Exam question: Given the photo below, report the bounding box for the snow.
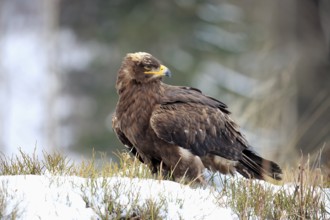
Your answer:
[0,174,236,220]
[0,173,329,220]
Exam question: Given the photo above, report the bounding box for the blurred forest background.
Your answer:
[0,0,329,171]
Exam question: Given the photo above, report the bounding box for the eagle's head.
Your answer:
[117,52,171,89]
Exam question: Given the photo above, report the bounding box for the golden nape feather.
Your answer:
[113,52,282,183]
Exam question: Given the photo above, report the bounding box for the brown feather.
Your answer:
[113,52,283,183]
[112,115,144,163]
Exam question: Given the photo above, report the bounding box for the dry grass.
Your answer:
[0,149,329,219]
[213,153,329,220]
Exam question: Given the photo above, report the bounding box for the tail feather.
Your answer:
[236,149,282,181]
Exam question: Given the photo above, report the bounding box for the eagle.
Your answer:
[112,52,282,183]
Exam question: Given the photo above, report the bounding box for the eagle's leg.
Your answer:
[148,159,175,180]
[149,158,161,174]
[161,146,206,184]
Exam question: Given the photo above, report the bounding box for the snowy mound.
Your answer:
[0,175,235,220]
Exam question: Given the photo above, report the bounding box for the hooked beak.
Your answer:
[144,65,172,77]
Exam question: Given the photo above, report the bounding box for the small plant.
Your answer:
[0,180,23,219]
[42,150,74,175]
[221,155,329,220]
[79,152,166,220]
[138,198,165,220]
[0,148,42,175]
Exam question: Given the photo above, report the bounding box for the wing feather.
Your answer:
[162,85,229,113]
[112,114,144,163]
[150,102,246,161]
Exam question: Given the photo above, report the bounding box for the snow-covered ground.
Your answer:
[0,173,329,220]
[0,174,236,220]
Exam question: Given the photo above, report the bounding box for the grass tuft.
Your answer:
[0,180,23,219]
[220,155,329,220]
[0,148,42,175]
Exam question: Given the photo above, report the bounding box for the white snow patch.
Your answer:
[0,173,329,219]
[0,175,237,220]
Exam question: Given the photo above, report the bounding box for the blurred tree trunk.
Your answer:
[0,0,60,155]
[0,0,6,151]
[239,0,329,167]
[295,0,330,167]
[44,0,61,150]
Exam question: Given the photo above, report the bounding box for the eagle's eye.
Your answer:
[143,64,152,71]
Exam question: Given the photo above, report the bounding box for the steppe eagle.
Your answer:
[112,52,282,183]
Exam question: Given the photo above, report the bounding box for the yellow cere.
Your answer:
[144,65,167,75]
